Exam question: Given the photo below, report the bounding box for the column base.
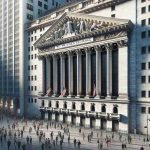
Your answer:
[95,95,101,99]
[52,94,57,97]
[85,95,90,99]
[106,94,111,99]
[75,95,81,98]
[67,95,74,98]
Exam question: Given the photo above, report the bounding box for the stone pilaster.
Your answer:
[118,45,128,98]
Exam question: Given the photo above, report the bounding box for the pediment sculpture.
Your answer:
[47,19,104,42]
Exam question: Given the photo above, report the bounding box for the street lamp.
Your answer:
[144,115,150,141]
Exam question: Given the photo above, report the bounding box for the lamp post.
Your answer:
[144,115,150,141]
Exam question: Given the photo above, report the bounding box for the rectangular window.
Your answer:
[149,91,150,97]
[34,65,37,70]
[141,76,146,83]
[148,30,150,37]
[141,31,146,39]
[141,0,146,2]
[141,19,146,26]
[26,3,33,11]
[35,86,37,91]
[148,46,150,53]
[111,5,115,11]
[149,62,150,69]
[34,99,37,103]
[141,107,146,113]
[149,18,150,25]
[52,0,55,5]
[141,91,146,97]
[27,14,33,20]
[28,98,30,103]
[149,76,150,83]
[44,4,48,10]
[148,107,150,114]
[141,62,146,70]
[38,1,42,7]
[111,14,115,18]
[141,7,146,14]
[38,9,42,15]
[141,46,146,54]
[149,5,150,12]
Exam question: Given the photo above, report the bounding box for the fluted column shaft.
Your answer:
[41,58,46,94]
[86,49,91,98]
[95,47,101,98]
[106,47,112,97]
[60,54,65,95]
[52,55,58,96]
[46,57,51,90]
[68,52,73,97]
[76,51,82,97]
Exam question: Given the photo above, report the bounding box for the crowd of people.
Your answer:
[0,114,148,150]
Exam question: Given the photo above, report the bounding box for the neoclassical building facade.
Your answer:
[34,13,132,132]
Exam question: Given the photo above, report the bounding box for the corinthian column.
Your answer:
[46,56,51,91]
[60,53,65,97]
[52,54,58,97]
[41,57,46,94]
[106,45,112,98]
[76,50,82,98]
[67,51,73,98]
[95,46,101,99]
[85,48,91,98]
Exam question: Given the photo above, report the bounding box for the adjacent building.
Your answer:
[0,0,71,115]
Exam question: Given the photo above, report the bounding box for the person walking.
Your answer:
[7,139,11,150]
[22,143,26,150]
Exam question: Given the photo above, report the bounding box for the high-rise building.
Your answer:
[0,0,70,116]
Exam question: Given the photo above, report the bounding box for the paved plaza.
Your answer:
[0,114,149,150]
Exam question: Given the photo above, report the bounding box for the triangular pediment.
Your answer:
[35,12,132,49]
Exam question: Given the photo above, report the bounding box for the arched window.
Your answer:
[64,102,67,109]
[56,101,59,108]
[48,101,51,107]
[91,104,95,111]
[81,103,85,110]
[41,100,44,107]
[101,105,106,113]
[72,102,76,110]
[113,106,118,114]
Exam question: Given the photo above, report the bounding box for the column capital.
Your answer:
[94,45,101,51]
[59,52,65,57]
[67,50,73,56]
[85,47,91,54]
[75,49,82,55]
